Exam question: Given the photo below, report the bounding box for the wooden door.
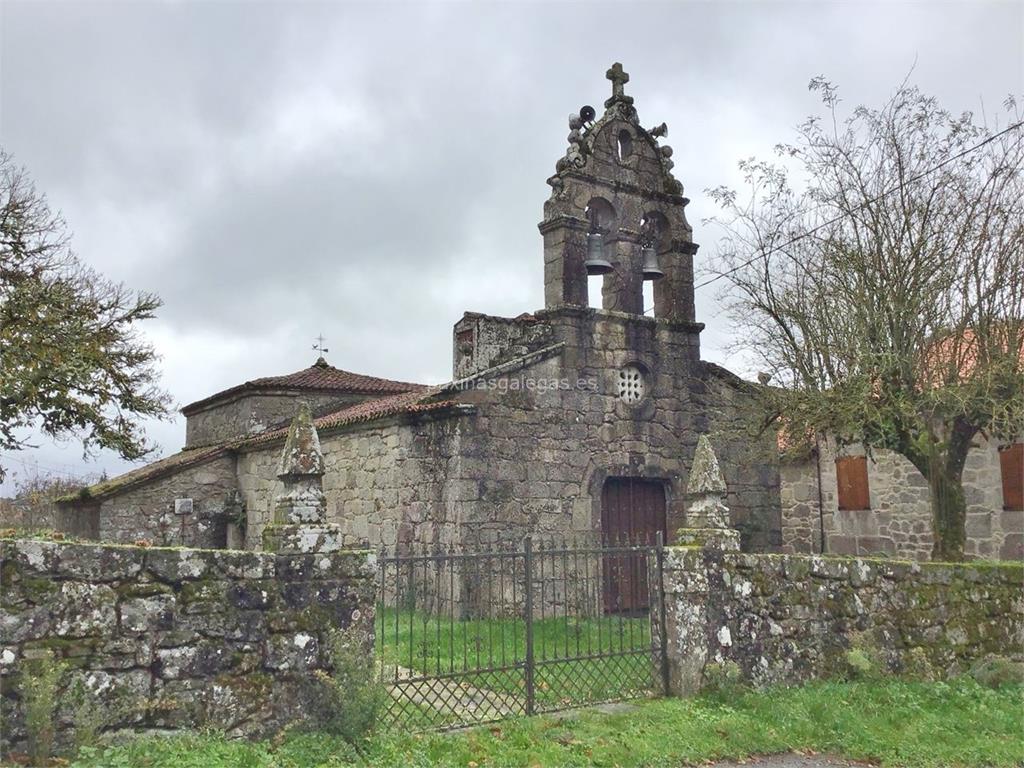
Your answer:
[601,478,666,615]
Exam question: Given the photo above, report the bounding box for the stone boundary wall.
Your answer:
[0,539,375,755]
[663,547,1024,695]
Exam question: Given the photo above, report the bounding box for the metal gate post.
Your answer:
[524,535,535,716]
[655,531,671,695]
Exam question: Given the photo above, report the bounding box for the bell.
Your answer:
[584,232,614,275]
[641,245,664,280]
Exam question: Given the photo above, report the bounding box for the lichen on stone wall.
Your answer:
[0,538,375,756]
[662,546,1023,696]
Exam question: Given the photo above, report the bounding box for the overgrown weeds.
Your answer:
[306,626,387,748]
[22,650,67,766]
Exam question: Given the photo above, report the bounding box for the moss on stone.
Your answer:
[21,576,61,602]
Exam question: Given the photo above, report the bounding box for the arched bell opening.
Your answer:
[585,197,616,309]
[640,212,670,316]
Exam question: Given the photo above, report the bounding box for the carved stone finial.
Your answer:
[675,435,739,551]
[277,402,324,480]
[687,435,727,497]
[263,403,344,553]
[273,404,326,526]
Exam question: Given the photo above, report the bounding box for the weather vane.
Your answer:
[312,334,329,355]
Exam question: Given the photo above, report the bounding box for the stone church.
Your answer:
[60,64,782,554]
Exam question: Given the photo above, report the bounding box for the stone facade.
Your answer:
[663,545,1024,695]
[184,391,374,449]
[780,436,1024,561]
[229,314,780,555]
[447,312,779,550]
[0,538,375,754]
[238,413,463,552]
[0,498,99,539]
[94,454,240,549]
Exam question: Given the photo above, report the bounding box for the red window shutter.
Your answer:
[836,455,870,511]
[999,444,1024,512]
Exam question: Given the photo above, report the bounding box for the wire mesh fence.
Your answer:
[377,533,668,729]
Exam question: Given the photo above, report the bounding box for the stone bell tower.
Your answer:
[540,63,698,323]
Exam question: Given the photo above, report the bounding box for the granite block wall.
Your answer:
[451,309,781,551]
[0,539,375,754]
[184,392,375,449]
[96,455,240,549]
[238,310,782,563]
[237,415,463,552]
[780,436,1024,561]
[662,546,1024,695]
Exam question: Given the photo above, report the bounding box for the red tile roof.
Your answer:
[237,387,464,450]
[69,343,571,502]
[67,391,466,502]
[181,357,426,415]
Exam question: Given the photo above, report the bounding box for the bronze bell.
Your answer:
[641,245,665,280]
[584,232,614,275]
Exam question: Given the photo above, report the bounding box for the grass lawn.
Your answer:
[66,678,1024,768]
[377,607,657,717]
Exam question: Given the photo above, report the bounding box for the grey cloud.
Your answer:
[1,0,1020,490]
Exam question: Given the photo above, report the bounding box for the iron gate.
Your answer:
[376,534,669,729]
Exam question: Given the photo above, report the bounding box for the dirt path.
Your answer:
[387,665,522,720]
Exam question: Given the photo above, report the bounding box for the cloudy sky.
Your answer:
[0,0,1021,492]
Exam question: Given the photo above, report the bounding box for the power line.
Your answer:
[0,453,98,479]
[695,119,1024,291]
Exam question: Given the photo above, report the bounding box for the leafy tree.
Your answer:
[707,81,1024,560]
[0,150,172,479]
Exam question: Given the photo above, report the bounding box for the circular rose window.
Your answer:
[617,365,645,403]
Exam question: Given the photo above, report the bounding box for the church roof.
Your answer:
[180,357,426,415]
[60,444,232,503]
[64,343,564,504]
[64,391,463,503]
[239,387,464,451]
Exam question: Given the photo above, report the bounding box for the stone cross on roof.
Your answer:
[606,62,628,97]
[605,62,634,108]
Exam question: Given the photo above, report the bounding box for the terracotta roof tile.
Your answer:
[237,387,464,450]
[72,343,571,502]
[181,357,425,415]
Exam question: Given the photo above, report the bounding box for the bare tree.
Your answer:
[0,150,172,479]
[706,80,1024,561]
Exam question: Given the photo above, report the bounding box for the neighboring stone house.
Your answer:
[59,64,782,554]
[779,436,1023,560]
